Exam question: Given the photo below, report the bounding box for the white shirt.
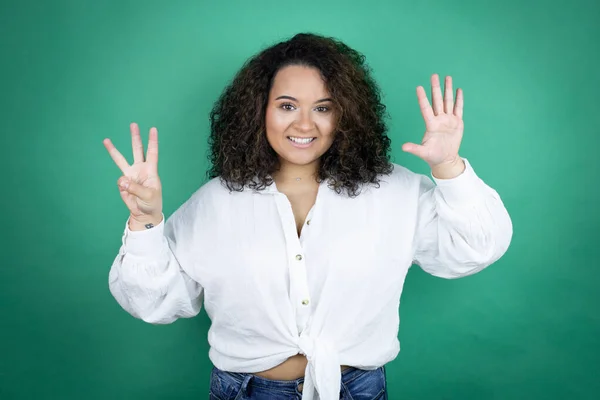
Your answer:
[108,158,512,400]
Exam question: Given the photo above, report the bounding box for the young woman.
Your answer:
[103,33,512,400]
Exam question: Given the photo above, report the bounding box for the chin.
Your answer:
[279,151,321,166]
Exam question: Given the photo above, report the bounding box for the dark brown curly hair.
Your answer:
[207,32,393,197]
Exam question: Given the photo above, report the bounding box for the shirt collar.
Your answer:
[256,175,331,195]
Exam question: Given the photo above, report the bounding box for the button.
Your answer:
[306,219,311,225]
[296,254,303,261]
[302,299,309,305]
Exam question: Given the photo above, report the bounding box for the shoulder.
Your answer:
[377,162,426,189]
[352,163,434,205]
[182,175,269,213]
[167,177,230,221]
[184,176,248,211]
[191,176,231,199]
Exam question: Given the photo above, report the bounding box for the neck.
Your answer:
[273,159,319,185]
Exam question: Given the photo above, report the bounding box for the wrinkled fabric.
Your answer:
[108,158,513,400]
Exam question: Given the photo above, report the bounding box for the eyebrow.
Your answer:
[275,95,333,103]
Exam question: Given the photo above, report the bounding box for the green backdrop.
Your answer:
[2,0,598,399]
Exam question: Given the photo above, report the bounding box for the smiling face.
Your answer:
[265,65,337,171]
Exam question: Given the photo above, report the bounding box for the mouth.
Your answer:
[287,136,317,148]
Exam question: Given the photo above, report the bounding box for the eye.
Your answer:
[280,103,296,111]
[315,106,330,113]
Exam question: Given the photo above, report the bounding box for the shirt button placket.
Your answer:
[294,253,311,310]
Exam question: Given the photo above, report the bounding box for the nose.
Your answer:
[295,109,315,133]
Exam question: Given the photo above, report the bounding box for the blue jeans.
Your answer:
[209,365,388,400]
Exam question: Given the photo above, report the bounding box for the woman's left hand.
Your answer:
[402,74,465,178]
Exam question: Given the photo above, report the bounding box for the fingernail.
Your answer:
[120,180,129,189]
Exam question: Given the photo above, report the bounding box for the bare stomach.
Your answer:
[253,354,350,391]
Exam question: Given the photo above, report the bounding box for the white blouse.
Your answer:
[108,158,512,400]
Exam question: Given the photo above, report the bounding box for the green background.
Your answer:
[2,0,598,399]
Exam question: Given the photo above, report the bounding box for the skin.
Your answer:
[404,74,466,179]
[265,65,337,236]
[103,66,468,389]
[265,65,337,180]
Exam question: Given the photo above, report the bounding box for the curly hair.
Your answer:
[207,32,393,197]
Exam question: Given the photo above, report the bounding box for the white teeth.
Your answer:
[289,137,315,144]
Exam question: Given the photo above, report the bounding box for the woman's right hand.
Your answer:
[103,123,163,230]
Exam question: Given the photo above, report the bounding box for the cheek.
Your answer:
[316,114,336,138]
[266,109,291,136]
[265,110,279,147]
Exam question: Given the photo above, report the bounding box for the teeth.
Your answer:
[289,137,314,144]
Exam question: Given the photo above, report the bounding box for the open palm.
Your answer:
[402,74,464,168]
[103,123,162,219]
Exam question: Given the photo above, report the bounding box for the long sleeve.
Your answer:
[108,200,204,324]
[412,158,513,279]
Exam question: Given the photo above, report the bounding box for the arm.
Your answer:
[412,157,513,278]
[108,203,204,324]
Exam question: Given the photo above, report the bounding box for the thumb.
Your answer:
[402,142,428,160]
[118,177,153,201]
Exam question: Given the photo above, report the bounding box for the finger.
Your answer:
[430,74,444,115]
[118,188,137,212]
[401,142,429,161]
[146,127,159,166]
[103,138,130,174]
[416,86,435,123]
[453,88,464,119]
[117,176,153,201]
[443,76,453,114]
[130,122,144,164]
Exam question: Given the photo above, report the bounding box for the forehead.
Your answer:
[269,65,330,98]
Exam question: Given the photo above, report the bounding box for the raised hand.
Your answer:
[402,74,466,178]
[103,123,163,229]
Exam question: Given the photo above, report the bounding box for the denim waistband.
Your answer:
[211,365,385,397]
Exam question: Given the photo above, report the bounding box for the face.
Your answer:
[265,65,337,170]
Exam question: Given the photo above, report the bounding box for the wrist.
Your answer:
[128,214,163,231]
[431,157,465,180]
